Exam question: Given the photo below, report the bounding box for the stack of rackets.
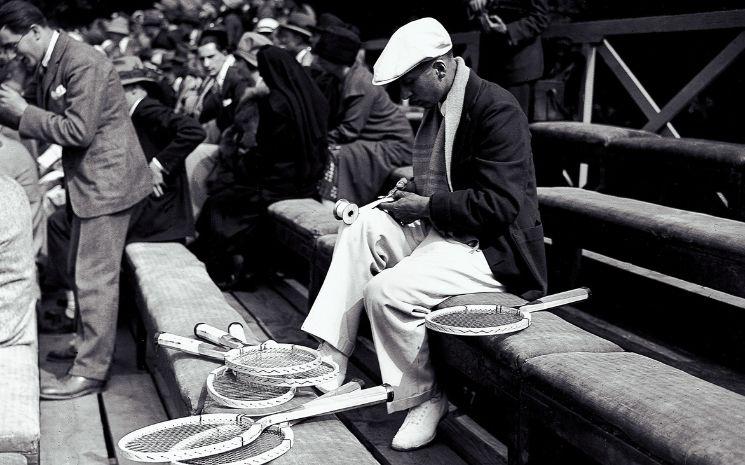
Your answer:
[155,323,341,413]
[118,380,393,464]
[119,322,394,464]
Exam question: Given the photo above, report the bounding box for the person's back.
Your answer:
[0,134,44,256]
[0,175,35,347]
[330,63,412,145]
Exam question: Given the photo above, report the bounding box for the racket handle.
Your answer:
[265,385,393,426]
[287,379,364,426]
[194,323,246,349]
[155,332,227,361]
[227,321,262,346]
[521,287,591,313]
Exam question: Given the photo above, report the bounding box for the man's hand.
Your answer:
[0,84,29,128]
[467,0,487,16]
[149,159,166,198]
[480,12,508,34]
[378,190,430,225]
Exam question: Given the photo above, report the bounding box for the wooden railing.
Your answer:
[544,10,745,137]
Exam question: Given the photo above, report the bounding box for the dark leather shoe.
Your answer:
[40,374,104,400]
[46,345,78,362]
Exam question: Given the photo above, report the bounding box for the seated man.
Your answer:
[196,28,250,134]
[301,18,547,450]
[313,26,414,205]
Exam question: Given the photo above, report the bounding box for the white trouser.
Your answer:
[302,209,504,412]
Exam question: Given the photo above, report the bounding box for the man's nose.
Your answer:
[400,87,411,100]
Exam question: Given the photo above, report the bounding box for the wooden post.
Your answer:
[643,30,745,133]
[579,44,597,123]
[597,39,680,137]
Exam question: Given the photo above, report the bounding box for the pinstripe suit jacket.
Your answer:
[19,32,150,218]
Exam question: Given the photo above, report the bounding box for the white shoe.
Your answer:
[315,341,348,393]
[391,393,449,451]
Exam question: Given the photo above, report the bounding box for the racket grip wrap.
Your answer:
[194,322,245,349]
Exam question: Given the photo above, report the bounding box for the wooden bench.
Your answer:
[521,186,745,464]
[539,186,745,298]
[601,136,745,221]
[123,241,380,465]
[530,121,659,189]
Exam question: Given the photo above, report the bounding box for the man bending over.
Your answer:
[301,17,547,451]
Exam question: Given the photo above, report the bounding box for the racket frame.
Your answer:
[156,332,323,376]
[424,288,590,336]
[206,366,296,409]
[171,426,293,465]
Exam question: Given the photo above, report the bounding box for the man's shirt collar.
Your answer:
[42,30,60,68]
[129,95,146,117]
[216,54,235,88]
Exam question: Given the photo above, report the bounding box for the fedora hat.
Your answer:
[278,12,316,38]
[235,32,273,68]
[106,16,130,36]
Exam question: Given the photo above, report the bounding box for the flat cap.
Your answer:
[372,17,452,86]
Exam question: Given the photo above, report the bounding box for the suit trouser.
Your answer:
[302,209,504,413]
[67,206,134,380]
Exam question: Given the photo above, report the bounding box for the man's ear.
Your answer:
[432,60,447,79]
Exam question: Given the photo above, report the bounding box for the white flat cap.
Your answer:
[372,17,452,86]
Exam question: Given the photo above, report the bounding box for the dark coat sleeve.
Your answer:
[136,99,206,173]
[428,92,532,241]
[505,0,550,46]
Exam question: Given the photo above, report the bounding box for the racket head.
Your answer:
[224,342,322,376]
[236,359,340,388]
[424,304,531,336]
[172,426,293,465]
[207,367,296,409]
[117,413,251,462]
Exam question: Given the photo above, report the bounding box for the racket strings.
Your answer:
[431,307,523,328]
[181,428,286,465]
[212,370,291,401]
[232,347,317,369]
[123,424,227,453]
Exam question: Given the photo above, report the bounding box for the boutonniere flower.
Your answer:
[51,85,66,99]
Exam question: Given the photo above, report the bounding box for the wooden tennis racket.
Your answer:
[119,384,393,462]
[194,324,340,388]
[424,288,591,336]
[156,331,321,376]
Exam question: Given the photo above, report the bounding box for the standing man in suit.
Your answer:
[0,1,151,399]
[302,18,546,450]
[467,0,550,118]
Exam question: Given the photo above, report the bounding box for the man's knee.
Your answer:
[363,270,408,313]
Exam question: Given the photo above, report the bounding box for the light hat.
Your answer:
[235,32,273,68]
[372,17,452,86]
[106,16,130,36]
[255,17,279,34]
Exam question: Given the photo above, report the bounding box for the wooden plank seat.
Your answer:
[428,292,622,456]
[519,352,745,465]
[530,121,659,189]
[601,136,745,220]
[539,186,745,299]
[125,241,249,417]
[267,198,338,265]
[124,242,380,465]
[0,344,39,465]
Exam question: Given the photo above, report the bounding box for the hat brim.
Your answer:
[278,23,313,38]
[120,76,158,87]
[235,50,258,68]
[372,57,430,86]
